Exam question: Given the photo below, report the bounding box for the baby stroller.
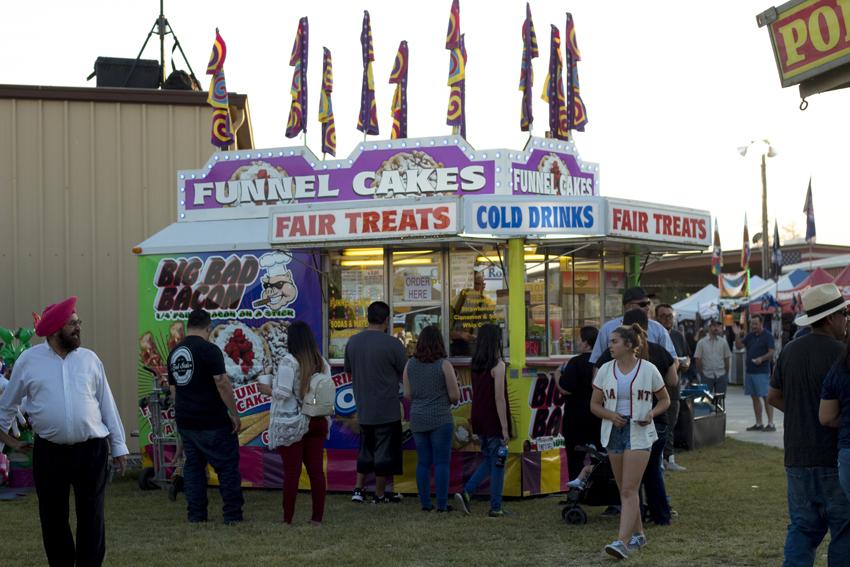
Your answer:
[560,444,622,524]
[560,444,653,525]
[136,366,184,501]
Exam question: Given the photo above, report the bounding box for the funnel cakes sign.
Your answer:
[177,136,599,221]
[180,136,494,221]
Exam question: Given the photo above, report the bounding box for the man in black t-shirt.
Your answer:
[167,308,243,524]
[596,309,678,525]
[768,284,850,565]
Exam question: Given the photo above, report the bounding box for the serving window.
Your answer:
[327,248,385,359]
[391,250,443,355]
[448,247,508,357]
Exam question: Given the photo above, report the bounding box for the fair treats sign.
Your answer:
[269,198,459,245]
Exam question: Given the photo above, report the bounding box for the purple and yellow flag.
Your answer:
[357,11,379,136]
[519,2,538,132]
[206,29,233,149]
[445,0,466,138]
[541,25,568,140]
[389,41,409,139]
[564,13,588,132]
[318,47,336,156]
[285,17,309,139]
[741,214,751,271]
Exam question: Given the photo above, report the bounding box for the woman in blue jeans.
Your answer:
[403,326,460,512]
[820,333,850,502]
[454,324,512,517]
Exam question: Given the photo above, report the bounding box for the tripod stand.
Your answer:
[128,0,199,88]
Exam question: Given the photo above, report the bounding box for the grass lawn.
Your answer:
[0,439,825,566]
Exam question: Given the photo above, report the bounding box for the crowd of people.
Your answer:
[1,282,849,565]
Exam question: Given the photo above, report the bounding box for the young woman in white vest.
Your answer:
[591,323,671,560]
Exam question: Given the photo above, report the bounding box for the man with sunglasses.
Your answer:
[0,296,128,567]
[590,287,677,369]
[768,284,850,566]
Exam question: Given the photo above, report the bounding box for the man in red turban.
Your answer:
[0,296,128,567]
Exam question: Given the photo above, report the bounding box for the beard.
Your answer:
[56,327,81,352]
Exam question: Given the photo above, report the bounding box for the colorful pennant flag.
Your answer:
[711,219,723,277]
[719,271,749,298]
[445,0,467,138]
[285,17,309,139]
[541,25,568,140]
[389,41,409,139]
[564,13,588,132]
[357,11,379,136]
[519,2,538,132]
[804,178,816,244]
[771,220,783,278]
[318,47,336,156]
[206,29,233,149]
[741,214,750,270]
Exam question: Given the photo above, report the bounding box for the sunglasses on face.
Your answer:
[263,281,287,290]
[629,301,651,308]
[65,319,82,328]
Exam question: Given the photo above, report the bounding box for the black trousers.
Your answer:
[33,436,109,567]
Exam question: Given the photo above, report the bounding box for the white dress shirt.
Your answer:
[0,343,128,457]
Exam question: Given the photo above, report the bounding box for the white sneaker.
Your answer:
[567,478,586,490]
[665,460,687,472]
[604,540,629,559]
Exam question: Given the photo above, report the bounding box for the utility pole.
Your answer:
[760,154,769,280]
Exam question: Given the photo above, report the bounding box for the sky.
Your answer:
[4,0,848,250]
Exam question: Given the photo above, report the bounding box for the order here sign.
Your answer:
[269,200,458,244]
[607,199,711,247]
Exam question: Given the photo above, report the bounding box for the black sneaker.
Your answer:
[437,505,454,513]
[487,509,505,518]
[373,493,403,504]
[454,491,472,515]
[746,424,764,431]
[421,505,434,512]
[351,488,365,503]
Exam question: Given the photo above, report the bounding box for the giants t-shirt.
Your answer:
[167,336,231,430]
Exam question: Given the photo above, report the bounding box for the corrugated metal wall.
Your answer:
[0,94,217,450]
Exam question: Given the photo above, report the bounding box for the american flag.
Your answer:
[804,178,816,244]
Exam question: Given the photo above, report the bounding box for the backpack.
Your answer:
[301,370,335,417]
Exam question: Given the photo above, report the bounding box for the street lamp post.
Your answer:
[738,140,777,279]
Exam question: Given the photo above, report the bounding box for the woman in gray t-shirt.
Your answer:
[403,325,460,512]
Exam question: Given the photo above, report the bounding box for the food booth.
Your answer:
[135,135,711,496]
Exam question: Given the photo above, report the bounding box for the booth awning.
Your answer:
[135,219,268,255]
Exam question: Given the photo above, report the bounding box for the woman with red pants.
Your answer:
[259,321,330,525]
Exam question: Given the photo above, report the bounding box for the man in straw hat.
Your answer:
[0,296,128,567]
[768,283,850,566]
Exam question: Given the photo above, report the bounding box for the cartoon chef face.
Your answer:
[259,251,298,309]
[262,271,297,308]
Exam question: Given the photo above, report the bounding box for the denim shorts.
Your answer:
[606,419,650,454]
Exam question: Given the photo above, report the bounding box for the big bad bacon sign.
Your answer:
[177,136,600,221]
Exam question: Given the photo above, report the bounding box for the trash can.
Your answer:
[729,348,745,385]
[674,386,726,451]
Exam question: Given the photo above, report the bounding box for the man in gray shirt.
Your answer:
[344,301,408,504]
